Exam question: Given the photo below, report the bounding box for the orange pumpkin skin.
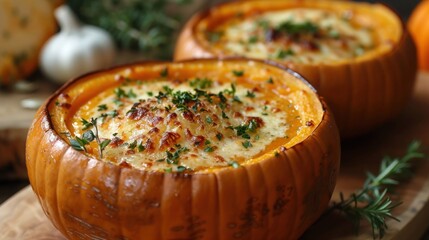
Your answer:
[408,0,429,71]
[26,60,340,240]
[174,1,418,138]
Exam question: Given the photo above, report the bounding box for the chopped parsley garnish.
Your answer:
[164,145,189,165]
[137,142,145,152]
[216,133,223,141]
[204,146,215,152]
[147,91,153,96]
[276,49,294,59]
[128,140,137,150]
[97,104,108,111]
[206,116,213,124]
[113,99,124,106]
[232,70,244,77]
[114,87,136,99]
[221,111,229,119]
[230,119,261,139]
[266,77,274,84]
[165,105,173,112]
[245,90,256,98]
[127,89,137,98]
[276,21,319,35]
[242,140,252,149]
[107,110,118,118]
[114,87,127,99]
[233,96,242,103]
[190,78,213,89]
[224,83,236,96]
[155,91,169,103]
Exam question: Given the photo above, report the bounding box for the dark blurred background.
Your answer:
[357,0,420,20]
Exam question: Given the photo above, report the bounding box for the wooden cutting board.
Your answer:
[1,73,429,239]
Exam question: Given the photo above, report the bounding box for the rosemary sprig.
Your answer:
[330,140,424,238]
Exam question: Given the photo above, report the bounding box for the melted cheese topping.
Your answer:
[207,8,376,64]
[69,76,305,172]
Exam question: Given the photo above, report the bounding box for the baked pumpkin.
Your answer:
[0,0,56,86]
[174,0,417,138]
[26,59,340,240]
[408,0,429,71]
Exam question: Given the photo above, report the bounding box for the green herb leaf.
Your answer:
[242,140,252,149]
[128,140,137,150]
[81,118,93,130]
[276,21,319,35]
[276,49,294,59]
[97,104,108,111]
[127,89,137,98]
[70,138,87,152]
[190,78,213,89]
[114,87,127,99]
[232,70,244,77]
[137,142,145,152]
[246,90,256,98]
[221,111,229,119]
[229,161,240,168]
[204,146,215,152]
[100,139,111,151]
[177,165,187,172]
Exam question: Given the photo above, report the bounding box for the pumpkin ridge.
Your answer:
[254,162,270,239]
[47,140,70,237]
[54,146,73,238]
[282,148,301,240]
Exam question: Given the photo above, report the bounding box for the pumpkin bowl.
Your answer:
[174,0,417,138]
[26,59,340,240]
[408,0,429,71]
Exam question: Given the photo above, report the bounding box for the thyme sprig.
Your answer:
[70,118,111,159]
[330,140,425,238]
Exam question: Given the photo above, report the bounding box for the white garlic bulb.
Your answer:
[40,5,116,84]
